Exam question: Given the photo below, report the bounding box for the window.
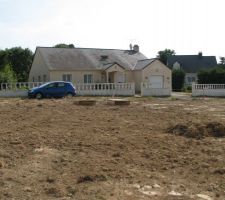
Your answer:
[58,82,65,87]
[43,75,47,82]
[187,76,196,83]
[38,76,41,82]
[100,55,108,60]
[84,74,93,83]
[46,83,56,88]
[173,62,181,70]
[62,74,72,82]
[32,77,35,82]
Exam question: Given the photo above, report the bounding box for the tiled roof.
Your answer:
[37,47,148,70]
[167,55,217,73]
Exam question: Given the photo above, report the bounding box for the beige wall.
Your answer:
[133,71,142,92]
[50,70,102,83]
[29,49,50,82]
[134,60,172,92]
[125,71,134,82]
[142,60,171,88]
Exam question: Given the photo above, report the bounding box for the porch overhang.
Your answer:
[104,63,126,83]
[104,62,125,72]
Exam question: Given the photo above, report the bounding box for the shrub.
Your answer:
[198,67,225,84]
[0,64,17,83]
[181,85,192,93]
[172,69,185,91]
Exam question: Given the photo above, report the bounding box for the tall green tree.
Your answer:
[0,50,8,71]
[172,69,185,91]
[54,43,75,48]
[157,49,175,65]
[2,47,33,82]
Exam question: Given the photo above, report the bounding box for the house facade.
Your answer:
[29,46,171,92]
[167,53,217,85]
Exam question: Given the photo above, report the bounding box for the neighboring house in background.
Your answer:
[167,53,217,85]
[29,46,171,92]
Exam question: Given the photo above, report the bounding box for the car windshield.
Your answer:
[39,82,51,88]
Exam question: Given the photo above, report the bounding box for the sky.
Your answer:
[0,0,224,60]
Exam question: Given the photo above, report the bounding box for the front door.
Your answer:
[115,72,125,83]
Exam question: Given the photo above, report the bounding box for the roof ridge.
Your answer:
[169,55,216,57]
[138,58,156,62]
[36,46,133,51]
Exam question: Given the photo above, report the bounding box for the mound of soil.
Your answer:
[167,122,225,139]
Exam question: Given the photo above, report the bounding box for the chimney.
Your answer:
[133,44,139,52]
[198,51,203,58]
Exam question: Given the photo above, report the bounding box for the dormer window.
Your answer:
[173,62,181,70]
[100,55,108,60]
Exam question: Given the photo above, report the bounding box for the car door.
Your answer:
[57,82,67,97]
[44,83,58,97]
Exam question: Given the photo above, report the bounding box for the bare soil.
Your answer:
[1,97,225,199]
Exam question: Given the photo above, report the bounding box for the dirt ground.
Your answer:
[1,96,225,200]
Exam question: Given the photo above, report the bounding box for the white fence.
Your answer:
[141,83,171,96]
[75,82,135,96]
[0,82,135,97]
[192,84,225,97]
[0,82,45,91]
[0,82,45,97]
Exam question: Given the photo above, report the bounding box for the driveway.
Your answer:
[172,92,192,99]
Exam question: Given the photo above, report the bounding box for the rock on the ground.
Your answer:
[152,183,161,188]
[168,190,182,196]
[196,194,212,200]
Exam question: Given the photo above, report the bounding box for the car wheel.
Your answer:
[66,93,73,98]
[36,93,43,99]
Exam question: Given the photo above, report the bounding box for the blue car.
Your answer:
[28,81,76,99]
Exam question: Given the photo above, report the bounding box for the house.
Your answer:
[167,53,217,85]
[29,46,171,92]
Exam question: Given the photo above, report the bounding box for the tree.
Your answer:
[157,49,175,65]
[219,57,225,66]
[198,67,225,84]
[5,47,33,82]
[54,43,75,48]
[172,69,185,91]
[0,50,8,71]
[0,64,17,83]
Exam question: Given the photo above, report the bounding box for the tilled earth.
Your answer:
[0,97,225,200]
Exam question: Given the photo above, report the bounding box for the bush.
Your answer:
[186,85,192,92]
[181,85,192,93]
[0,64,17,83]
[172,69,185,91]
[198,67,225,84]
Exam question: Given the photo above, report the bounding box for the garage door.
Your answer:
[149,75,163,88]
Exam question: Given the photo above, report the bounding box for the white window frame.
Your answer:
[84,74,93,84]
[62,74,72,82]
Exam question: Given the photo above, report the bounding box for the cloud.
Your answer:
[0,0,224,58]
